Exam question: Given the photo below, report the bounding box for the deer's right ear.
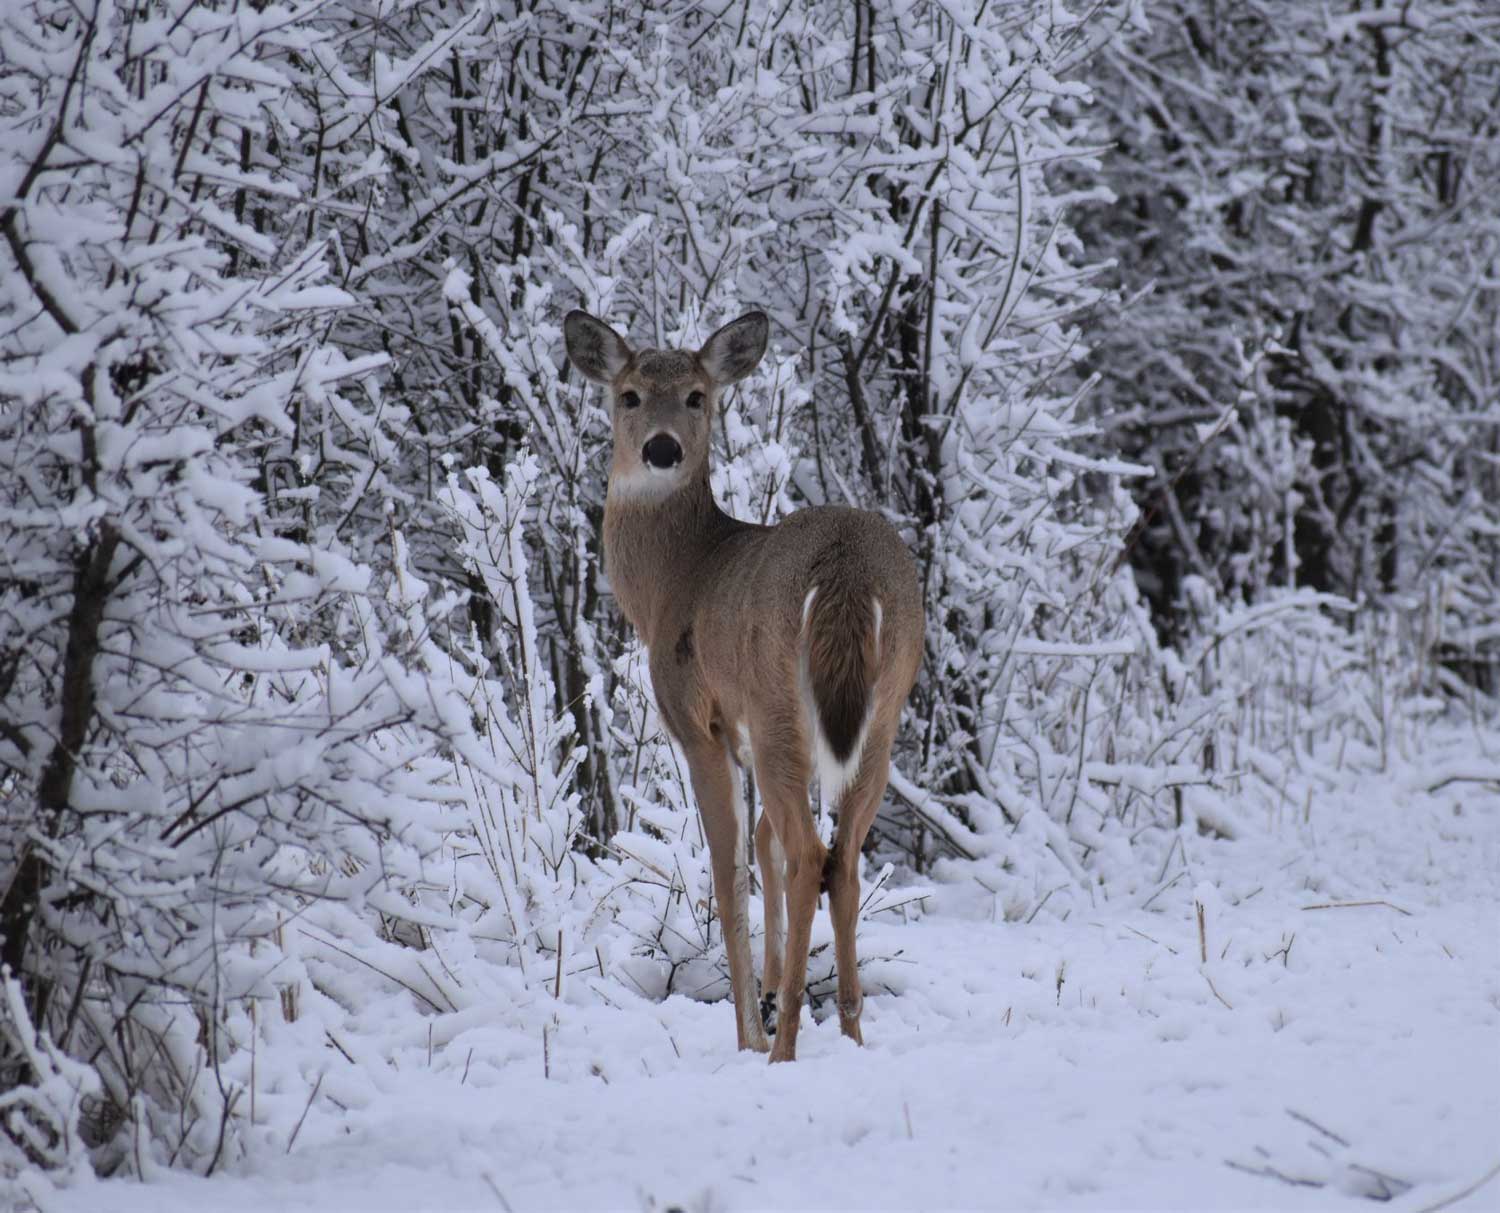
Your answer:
[564,311,632,384]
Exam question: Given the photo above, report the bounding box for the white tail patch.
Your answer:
[801,585,818,629]
[872,598,883,654]
[812,706,872,810]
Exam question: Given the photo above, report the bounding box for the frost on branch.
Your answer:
[0,0,481,1175]
[0,974,99,1184]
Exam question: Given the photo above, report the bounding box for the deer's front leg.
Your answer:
[755,809,786,1034]
[682,734,770,1054]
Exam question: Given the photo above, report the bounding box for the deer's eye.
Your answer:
[685,390,705,410]
[619,390,641,409]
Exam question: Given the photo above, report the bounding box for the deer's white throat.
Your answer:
[607,462,689,501]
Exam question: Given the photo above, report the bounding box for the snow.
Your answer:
[35,753,1500,1212]
[4,0,1499,1204]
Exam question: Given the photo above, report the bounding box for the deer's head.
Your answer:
[564,310,768,498]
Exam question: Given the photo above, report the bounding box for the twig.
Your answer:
[1286,1107,1349,1148]
[1414,1158,1500,1213]
[1142,870,1186,911]
[286,1073,324,1154]
[1027,883,1067,924]
[481,1172,515,1212]
[1124,924,1179,955]
[865,892,933,917]
[857,864,895,914]
[1301,900,1412,917]
[298,928,446,1013]
[1345,1161,1412,1200]
[1225,1159,1323,1190]
[205,1086,242,1178]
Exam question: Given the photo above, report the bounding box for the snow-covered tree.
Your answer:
[0,0,510,1173]
[17,0,1456,1182]
[1076,2,1500,685]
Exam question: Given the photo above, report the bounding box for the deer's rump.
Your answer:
[690,504,920,791]
[782,508,921,800]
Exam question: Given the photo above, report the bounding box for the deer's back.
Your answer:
[656,505,922,744]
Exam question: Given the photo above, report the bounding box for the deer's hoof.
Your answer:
[838,996,864,1044]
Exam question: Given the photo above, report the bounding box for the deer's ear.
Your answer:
[564,311,632,384]
[699,311,768,385]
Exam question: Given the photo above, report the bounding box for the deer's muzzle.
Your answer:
[642,434,683,470]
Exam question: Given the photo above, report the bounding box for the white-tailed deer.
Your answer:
[564,309,923,1062]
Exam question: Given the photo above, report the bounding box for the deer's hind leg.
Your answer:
[682,733,769,1053]
[824,734,894,1046]
[751,725,823,1063]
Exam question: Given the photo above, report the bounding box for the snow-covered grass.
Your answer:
[25,731,1499,1213]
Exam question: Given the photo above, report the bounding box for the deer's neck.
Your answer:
[603,470,739,647]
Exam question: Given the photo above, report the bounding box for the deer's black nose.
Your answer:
[642,434,683,469]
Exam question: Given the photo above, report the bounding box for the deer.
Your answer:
[563,308,923,1063]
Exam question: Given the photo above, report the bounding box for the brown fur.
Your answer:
[804,549,879,764]
[565,309,924,1062]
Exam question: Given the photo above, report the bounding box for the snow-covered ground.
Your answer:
[36,758,1500,1213]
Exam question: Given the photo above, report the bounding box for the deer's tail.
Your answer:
[801,576,881,806]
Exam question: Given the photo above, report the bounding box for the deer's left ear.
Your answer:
[699,311,768,385]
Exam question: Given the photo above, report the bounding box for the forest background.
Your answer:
[1,0,1497,1185]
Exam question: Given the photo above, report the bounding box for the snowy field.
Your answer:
[36,751,1500,1213]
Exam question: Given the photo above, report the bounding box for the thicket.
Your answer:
[0,0,1488,1183]
[1075,2,1500,681]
